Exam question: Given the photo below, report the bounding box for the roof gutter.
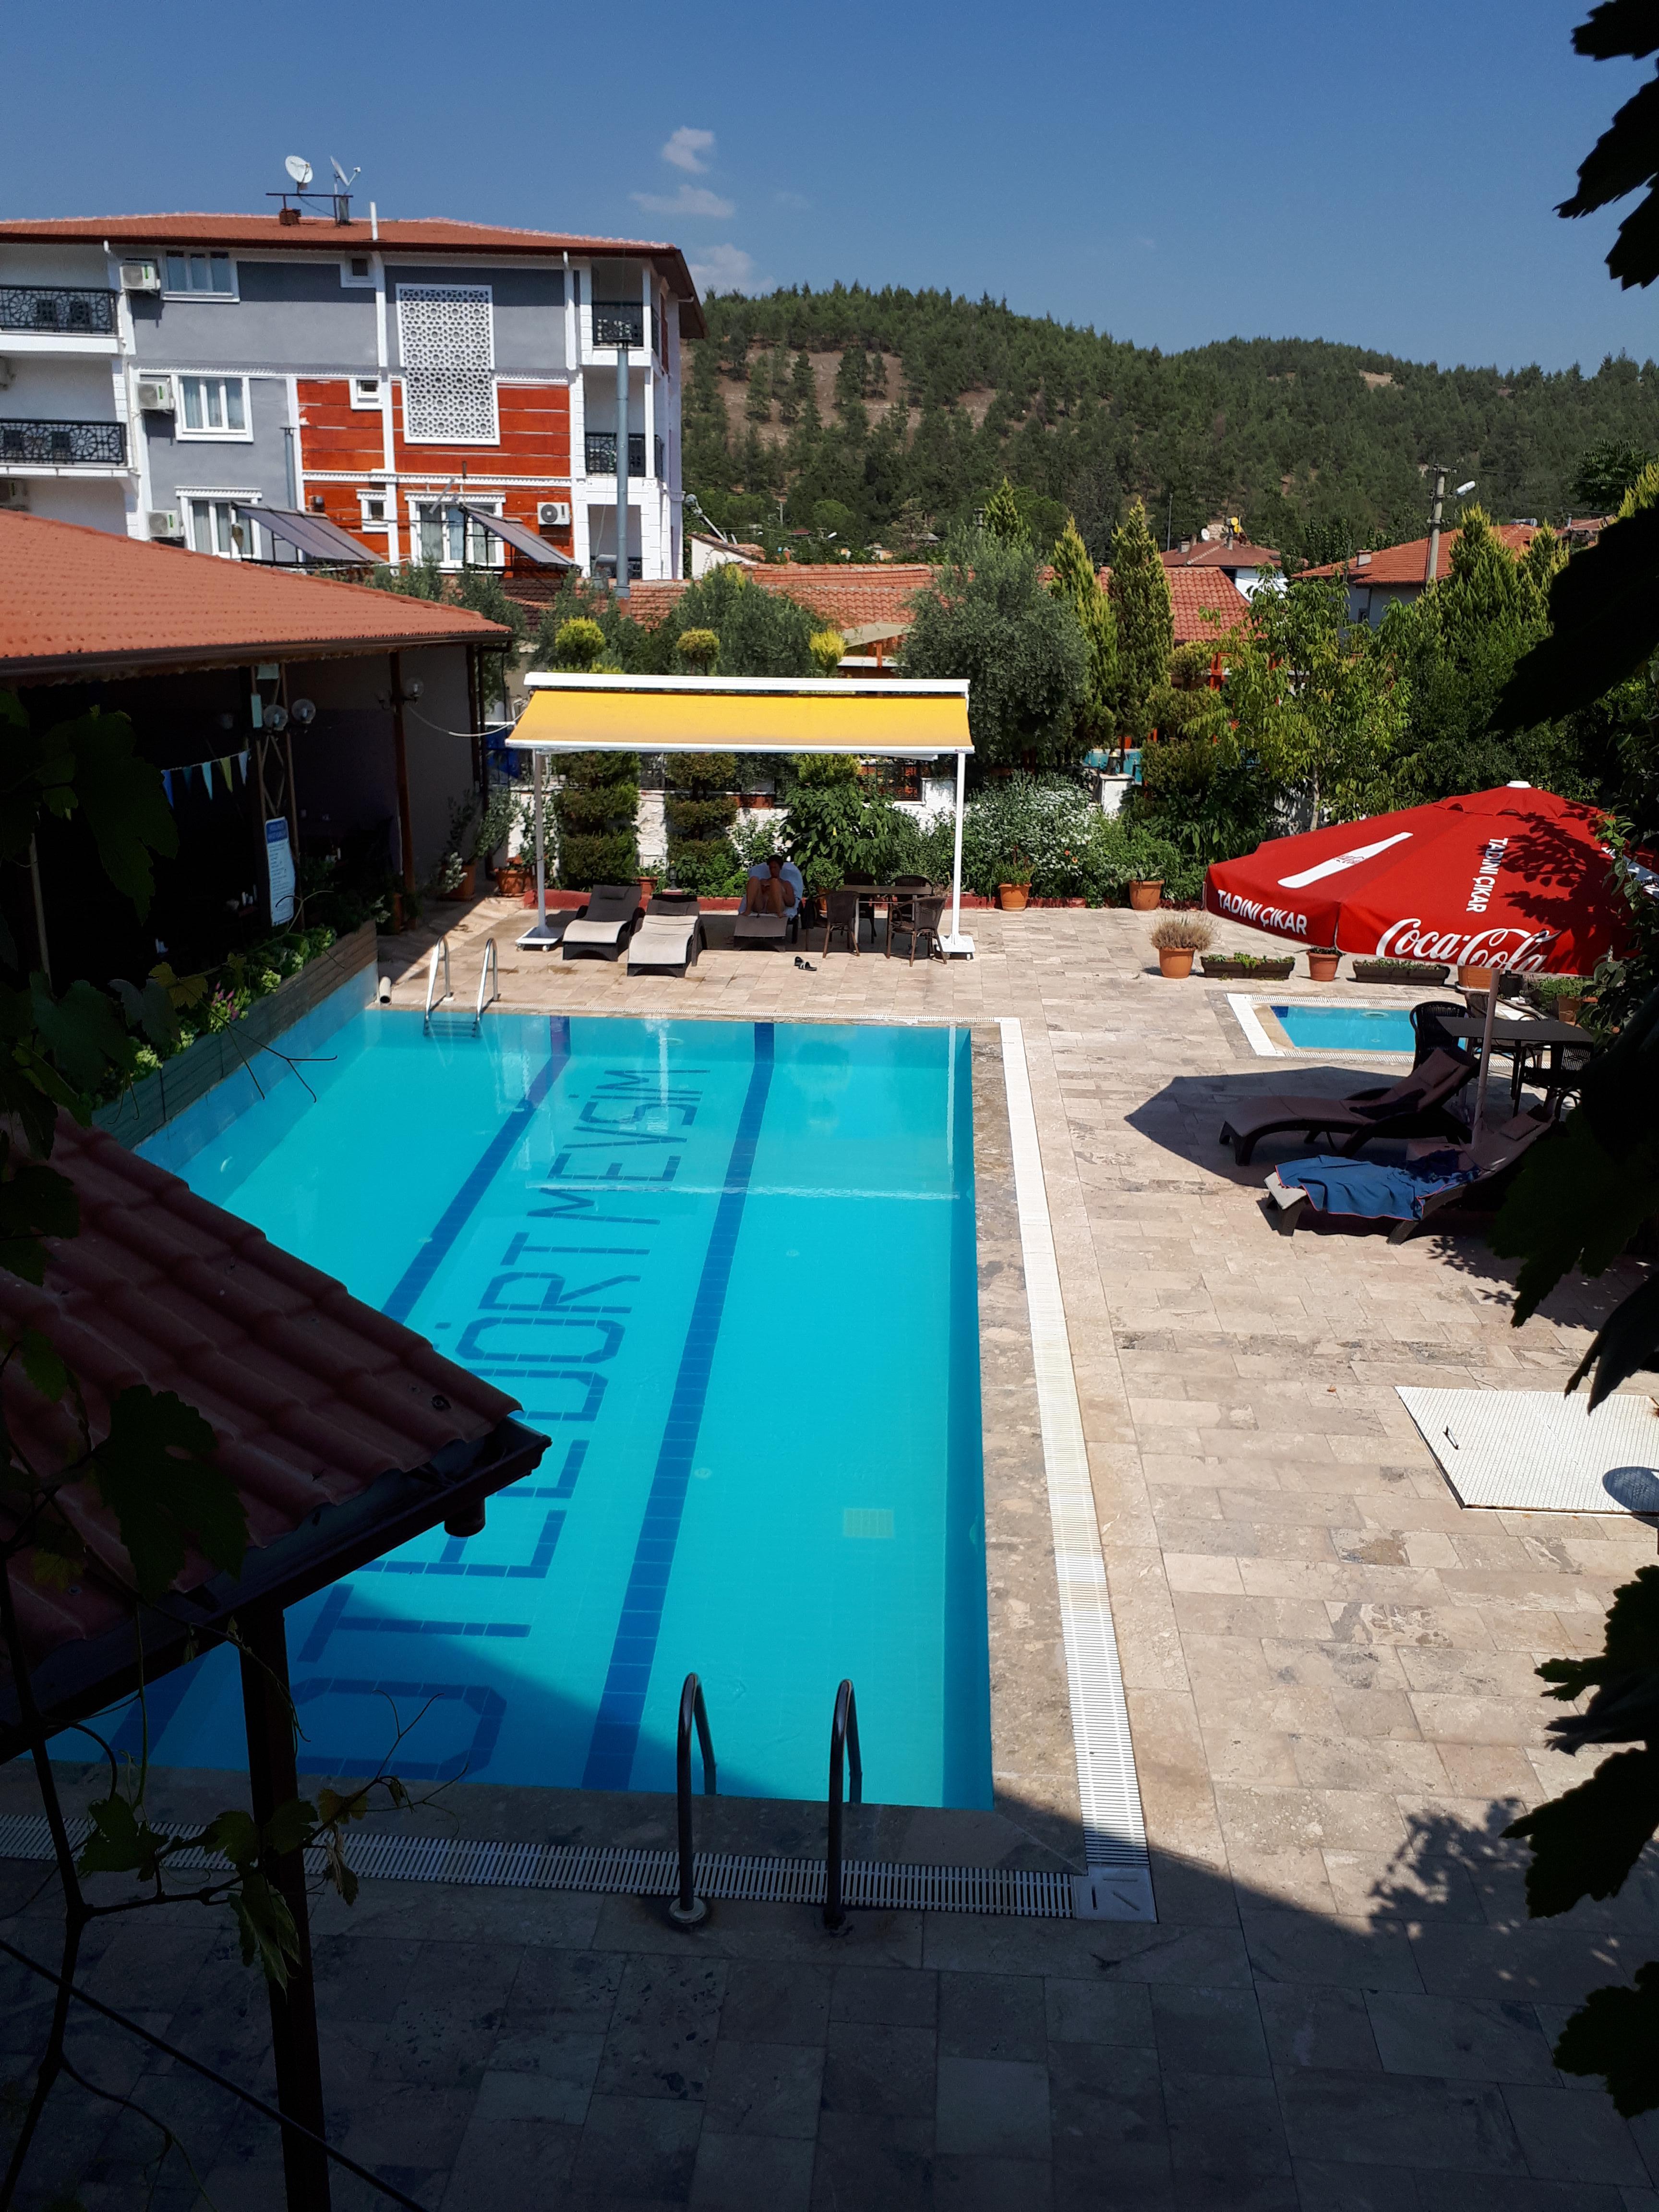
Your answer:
[2,623,512,685]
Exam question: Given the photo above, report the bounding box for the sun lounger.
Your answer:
[627,891,705,975]
[733,905,799,950]
[560,883,642,962]
[1263,1108,1552,1241]
[1219,1049,1471,1166]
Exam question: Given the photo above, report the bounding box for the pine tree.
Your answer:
[983,476,1029,544]
[772,346,797,423]
[834,346,868,415]
[1049,514,1119,739]
[1107,498,1175,739]
[790,353,820,434]
[746,356,773,423]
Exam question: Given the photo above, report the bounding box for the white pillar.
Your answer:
[534,748,547,925]
[950,750,966,946]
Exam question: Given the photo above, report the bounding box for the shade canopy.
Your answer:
[458,501,577,568]
[1203,784,1633,976]
[508,672,973,757]
[233,504,378,565]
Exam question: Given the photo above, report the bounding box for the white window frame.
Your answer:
[357,488,392,532]
[184,490,260,560]
[161,251,238,301]
[406,492,505,570]
[341,255,376,288]
[175,375,252,441]
[349,375,383,411]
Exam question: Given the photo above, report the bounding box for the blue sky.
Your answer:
[8,0,1656,372]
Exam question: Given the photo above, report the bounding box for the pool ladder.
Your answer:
[421,934,501,1035]
[670,1673,862,1933]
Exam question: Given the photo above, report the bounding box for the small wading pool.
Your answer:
[1267,1002,1417,1054]
[89,1008,991,1808]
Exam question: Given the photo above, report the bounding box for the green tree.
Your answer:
[745,355,773,423]
[1224,575,1408,826]
[901,528,1088,768]
[1048,513,1119,741]
[656,560,818,677]
[981,476,1029,545]
[1106,498,1175,740]
[553,749,639,887]
[1573,436,1654,511]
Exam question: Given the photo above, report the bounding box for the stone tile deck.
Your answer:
[5,904,1657,2209]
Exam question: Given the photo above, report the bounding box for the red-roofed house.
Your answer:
[1098,563,1251,646]
[0,209,703,583]
[1161,527,1283,598]
[1301,522,1566,625]
[592,562,934,651]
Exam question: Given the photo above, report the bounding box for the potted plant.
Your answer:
[436,852,476,902]
[1351,958,1451,985]
[1533,973,1587,1023]
[1127,877,1164,911]
[998,844,1033,910]
[1199,950,1296,981]
[1307,946,1341,983]
[638,875,658,902]
[1150,914,1213,978]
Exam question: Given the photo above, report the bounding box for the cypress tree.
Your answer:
[983,476,1029,544]
[1049,514,1119,740]
[1107,498,1175,740]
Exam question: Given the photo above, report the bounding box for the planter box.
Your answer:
[1350,960,1451,986]
[1199,957,1295,981]
[95,922,377,1148]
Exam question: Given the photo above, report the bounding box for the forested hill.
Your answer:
[682,282,1659,565]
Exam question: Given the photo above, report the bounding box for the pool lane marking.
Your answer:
[1226,993,1280,1058]
[382,1015,573,1324]
[997,1017,1154,1924]
[581,1022,776,1791]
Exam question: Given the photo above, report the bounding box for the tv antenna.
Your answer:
[269,153,361,226]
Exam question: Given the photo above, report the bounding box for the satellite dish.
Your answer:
[330,158,361,188]
[285,155,313,186]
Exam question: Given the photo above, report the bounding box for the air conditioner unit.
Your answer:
[147,509,183,540]
[120,261,160,293]
[136,377,174,414]
[0,480,29,510]
[538,501,571,527]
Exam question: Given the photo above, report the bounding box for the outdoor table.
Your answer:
[800,886,947,946]
[1437,1013,1591,1112]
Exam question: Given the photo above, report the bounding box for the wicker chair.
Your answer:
[890,893,946,964]
[843,870,878,946]
[819,887,863,957]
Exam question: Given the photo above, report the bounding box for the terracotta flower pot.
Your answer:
[1157,946,1195,979]
[1128,879,1164,911]
[1307,950,1341,983]
[638,876,658,902]
[998,883,1031,911]
[1555,998,1583,1024]
[494,863,528,896]
[1459,964,1497,991]
[440,860,476,902]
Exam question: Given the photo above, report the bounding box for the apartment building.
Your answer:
[0,210,702,580]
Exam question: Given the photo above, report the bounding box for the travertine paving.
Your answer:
[6,904,1657,2210]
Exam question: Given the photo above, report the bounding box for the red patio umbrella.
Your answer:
[1202,782,1631,1120]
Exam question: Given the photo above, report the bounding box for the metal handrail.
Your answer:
[472,937,500,1032]
[823,1678,863,1933]
[422,937,452,1030]
[669,1673,717,1928]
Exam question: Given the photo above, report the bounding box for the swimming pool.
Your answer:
[1270,1003,1417,1054]
[118,1010,990,1809]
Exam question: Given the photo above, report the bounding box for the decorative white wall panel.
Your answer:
[396,285,497,444]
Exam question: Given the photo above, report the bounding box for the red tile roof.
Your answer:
[1162,538,1282,571]
[0,511,511,681]
[610,563,935,637]
[0,1118,524,1678]
[0,214,704,331]
[1099,564,1250,645]
[1301,523,1540,588]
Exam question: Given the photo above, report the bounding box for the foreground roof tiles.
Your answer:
[1301,523,1540,587]
[1162,538,1282,571]
[1097,563,1250,646]
[0,511,511,680]
[0,1119,518,1671]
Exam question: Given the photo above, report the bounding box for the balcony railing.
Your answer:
[655,433,665,481]
[0,418,127,466]
[591,301,644,349]
[0,286,117,336]
[585,431,647,477]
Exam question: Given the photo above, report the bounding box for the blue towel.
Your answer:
[1279,1150,1476,1222]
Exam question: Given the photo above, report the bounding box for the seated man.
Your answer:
[743,854,804,917]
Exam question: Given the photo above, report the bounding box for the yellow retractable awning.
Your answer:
[506,673,971,757]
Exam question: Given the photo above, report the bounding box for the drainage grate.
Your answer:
[0,1815,1076,1918]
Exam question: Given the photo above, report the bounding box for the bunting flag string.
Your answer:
[158,750,253,809]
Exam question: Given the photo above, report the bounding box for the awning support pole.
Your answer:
[1474,970,1501,1131]
[533,749,547,926]
[239,1606,331,2212]
[616,333,630,601]
[389,650,414,893]
[951,750,966,944]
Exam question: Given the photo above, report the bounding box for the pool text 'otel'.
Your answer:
[0,206,703,582]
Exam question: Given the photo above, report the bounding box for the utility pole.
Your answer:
[615,314,631,601]
[1424,466,1447,589]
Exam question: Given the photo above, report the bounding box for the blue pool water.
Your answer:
[1271,1003,1416,1054]
[113,1008,990,1809]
